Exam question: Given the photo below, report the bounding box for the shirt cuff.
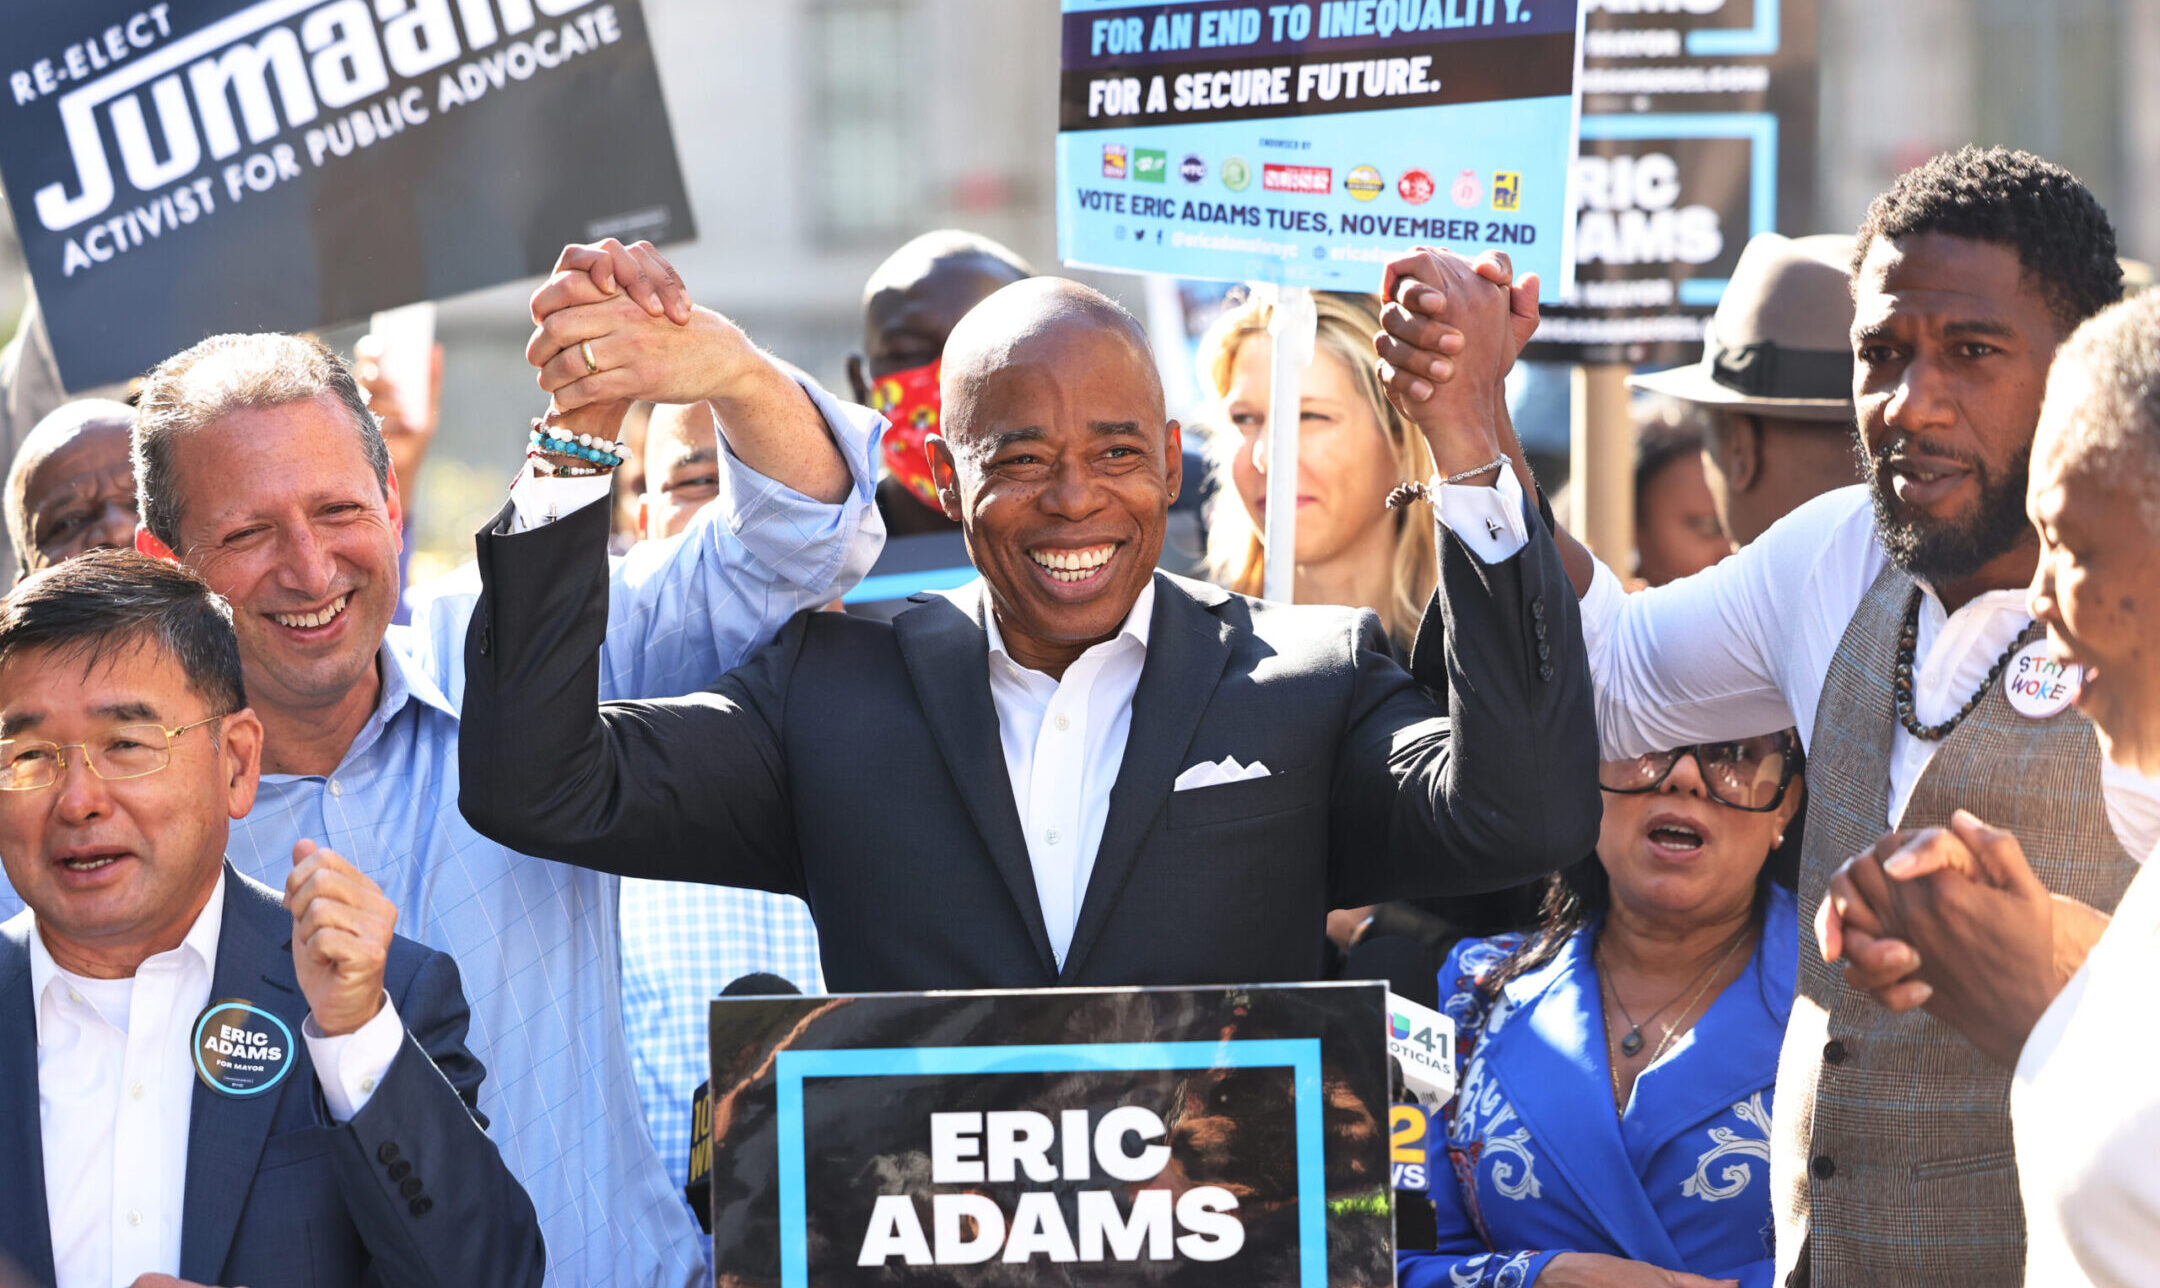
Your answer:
[507,468,614,532]
[1431,463,1529,564]
[304,992,403,1123]
[711,379,884,595]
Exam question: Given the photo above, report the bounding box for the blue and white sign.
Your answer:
[1057,0,1586,290]
[705,983,1392,1286]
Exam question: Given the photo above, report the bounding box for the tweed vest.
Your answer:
[1772,562,2140,1288]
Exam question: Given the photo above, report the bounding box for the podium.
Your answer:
[702,981,1396,1286]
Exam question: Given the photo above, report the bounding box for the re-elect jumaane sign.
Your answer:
[1057,0,1585,290]
[0,0,695,391]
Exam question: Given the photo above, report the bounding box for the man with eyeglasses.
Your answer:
[0,551,543,1288]
[0,240,884,1285]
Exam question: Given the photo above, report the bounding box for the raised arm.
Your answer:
[286,847,545,1287]
[1374,245,1804,760]
[456,497,806,895]
[407,241,884,704]
[590,375,882,701]
[1325,252,1598,902]
[1328,474,1600,906]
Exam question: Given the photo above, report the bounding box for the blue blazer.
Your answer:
[0,866,544,1288]
[1401,885,1796,1288]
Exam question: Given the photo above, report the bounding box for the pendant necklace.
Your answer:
[1599,926,1749,1059]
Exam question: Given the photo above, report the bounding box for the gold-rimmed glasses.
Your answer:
[0,714,229,791]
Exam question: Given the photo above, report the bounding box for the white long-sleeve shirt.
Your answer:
[1575,484,2160,859]
[2014,851,2160,1287]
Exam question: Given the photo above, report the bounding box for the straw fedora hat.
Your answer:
[1628,232,1856,422]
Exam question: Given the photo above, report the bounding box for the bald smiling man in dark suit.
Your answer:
[458,268,1596,990]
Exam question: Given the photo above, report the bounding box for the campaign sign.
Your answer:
[1056,0,1585,290]
[0,0,695,391]
[1528,0,1819,364]
[706,982,1392,1287]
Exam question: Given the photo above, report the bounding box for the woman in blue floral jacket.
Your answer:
[1400,733,1805,1288]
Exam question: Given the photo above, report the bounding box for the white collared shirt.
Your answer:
[19,870,403,1288]
[1572,484,2160,858]
[506,466,612,530]
[979,475,1527,967]
[985,580,1156,968]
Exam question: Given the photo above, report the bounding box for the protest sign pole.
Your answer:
[1262,286,1317,603]
[1571,363,1633,570]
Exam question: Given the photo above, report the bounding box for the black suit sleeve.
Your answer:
[457,497,809,896]
[1326,486,1599,906]
[323,948,545,1288]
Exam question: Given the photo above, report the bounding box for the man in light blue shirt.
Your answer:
[613,398,827,1194]
[0,242,884,1286]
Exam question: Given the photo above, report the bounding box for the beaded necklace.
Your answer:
[1893,587,2028,742]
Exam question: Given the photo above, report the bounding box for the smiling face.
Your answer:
[0,641,259,975]
[930,282,1180,676]
[2027,363,2160,776]
[1596,745,1800,927]
[17,418,138,575]
[150,395,402,725]
[1851,233,2067,597]
[1223,338,1400,568]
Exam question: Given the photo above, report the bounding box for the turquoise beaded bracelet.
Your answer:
[529,426,628,468]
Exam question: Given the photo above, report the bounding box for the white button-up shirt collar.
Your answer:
[28,870,224,1288]
[982,578,1157,968]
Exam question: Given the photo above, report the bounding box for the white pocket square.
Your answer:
[1173,756,1272,791]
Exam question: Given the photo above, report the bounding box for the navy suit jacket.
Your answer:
[460,488,1599,990]
[0,866,544,1288]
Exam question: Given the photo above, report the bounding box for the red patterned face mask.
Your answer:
[869,359,943,510]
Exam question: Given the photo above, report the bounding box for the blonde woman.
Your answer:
[1202,288,1541,986]
[1200,289,1439,658]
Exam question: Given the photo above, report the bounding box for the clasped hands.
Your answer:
[1373,244,1540,485]
[1816,809,2107,1068]
[522,238,746,443]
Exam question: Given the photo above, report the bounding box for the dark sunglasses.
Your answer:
[1597,731,1800,813]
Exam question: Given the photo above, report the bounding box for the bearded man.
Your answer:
[1379,147,2151,1287]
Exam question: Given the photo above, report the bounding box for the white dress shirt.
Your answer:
[980,470,1528,967]
[986,580,1154,968]
[2013,851,2160,1286]
[19,871,402,1288]
[507,464,612,529]
[1575,485,2160,859]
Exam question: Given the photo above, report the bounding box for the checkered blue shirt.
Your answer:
[619,878,824,1184]
[0,388,882,1288]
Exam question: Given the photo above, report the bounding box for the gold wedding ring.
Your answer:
[580,340,600,375]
